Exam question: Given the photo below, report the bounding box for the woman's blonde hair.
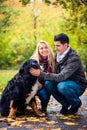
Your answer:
[30,40,55,72]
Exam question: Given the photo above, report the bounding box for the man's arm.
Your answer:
[30,56,81,82]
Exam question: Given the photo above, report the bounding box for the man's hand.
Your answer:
[30,68,41,77]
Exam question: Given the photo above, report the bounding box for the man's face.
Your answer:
[54,41,68,54]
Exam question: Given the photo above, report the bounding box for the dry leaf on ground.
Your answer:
[59,114,82,121]
[10,121,22,127]
[46,120,58,125]
[51,128,61,130]
[64,121,78,125]
[0,117,15,122]
[27,117,40,122]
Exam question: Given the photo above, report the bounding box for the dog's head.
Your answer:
[19,59,40,75]
[27,59,40,69]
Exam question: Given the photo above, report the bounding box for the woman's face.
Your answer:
[38,43,49,59]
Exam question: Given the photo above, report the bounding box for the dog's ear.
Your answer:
[19,61,28,74]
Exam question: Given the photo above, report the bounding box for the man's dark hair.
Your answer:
[54,33,69,44]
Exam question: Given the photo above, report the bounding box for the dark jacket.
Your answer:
[40,48,87,91]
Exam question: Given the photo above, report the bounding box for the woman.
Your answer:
[30,40,55,113]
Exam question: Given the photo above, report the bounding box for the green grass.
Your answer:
[0,70,17,93]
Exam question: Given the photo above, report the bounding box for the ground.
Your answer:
[0,89,87,130]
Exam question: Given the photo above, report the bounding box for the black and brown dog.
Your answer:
[0,59,44,118]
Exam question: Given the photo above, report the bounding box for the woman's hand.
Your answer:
[38,83,43,90]
[30,68,41,77]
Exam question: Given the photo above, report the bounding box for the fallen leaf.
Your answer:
[0,117,15,122]
[27,117,40,122]
[46,120,58,125]
[0,128,7,130]
[39,117,47,122]
[40,128,45,130]
[59,114,82,121]
[50,111,57,114]
[60,116,73,120]
[64,121,78,125]
[11,121,22,127]
[51,128,61,130]
[16,117,27,121]
[47,128,51,130]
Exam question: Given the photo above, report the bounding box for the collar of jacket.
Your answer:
[55,47,72,65]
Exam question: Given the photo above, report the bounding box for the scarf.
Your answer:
[39,57,52,73]
[56,46,70,62]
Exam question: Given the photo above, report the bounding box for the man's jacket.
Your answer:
[40,48,87,91]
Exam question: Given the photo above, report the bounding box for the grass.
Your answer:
[0,70,17,93]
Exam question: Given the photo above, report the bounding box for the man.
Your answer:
[30,33,87,115]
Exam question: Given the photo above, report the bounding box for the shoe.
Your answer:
[67,101,82,115]
[60,104,69,115]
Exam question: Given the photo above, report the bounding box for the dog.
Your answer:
[0,59,44,118]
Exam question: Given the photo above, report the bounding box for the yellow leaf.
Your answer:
[27,117,40,122]
[51,128,61,130]
[11,121,22,127]
[46,121,58,125]
[39,117,47,122]
[59,114,82,120]
[60,116,71,120]
[16,117,27,121]
[40,128,45,130]
[64,121,78,125]
[0,117,15,122]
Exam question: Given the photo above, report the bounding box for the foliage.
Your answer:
[52,0,87,65]
[0,0,61,68]
[19,0,87,64]
[0,0,87,68]
[0,0,20,68]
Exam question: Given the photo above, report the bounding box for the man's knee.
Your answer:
[57,82,67,94]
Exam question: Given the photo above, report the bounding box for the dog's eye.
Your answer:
[32,64,37,68]
[34,61,37,63]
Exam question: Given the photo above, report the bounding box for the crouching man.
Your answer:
[30,33,87,115]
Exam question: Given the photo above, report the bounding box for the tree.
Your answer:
[0,0,20,67]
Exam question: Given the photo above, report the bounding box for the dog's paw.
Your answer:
[34,110,46,117]
[8,115,16,119]
[39,112,45,117]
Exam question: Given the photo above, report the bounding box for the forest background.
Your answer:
[0,0,87,69]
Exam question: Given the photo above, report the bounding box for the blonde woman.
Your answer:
[30,40,55,113]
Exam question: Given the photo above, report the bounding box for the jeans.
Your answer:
[44,80,84,107]
[37,83,50,110]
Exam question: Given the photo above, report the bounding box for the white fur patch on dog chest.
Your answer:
[25,80,38,104]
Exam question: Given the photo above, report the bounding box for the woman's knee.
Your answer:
[44,81,55,92]
[37,88,50,101]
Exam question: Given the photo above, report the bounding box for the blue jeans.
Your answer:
[44,80,84,107]
[37,83,50,110]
